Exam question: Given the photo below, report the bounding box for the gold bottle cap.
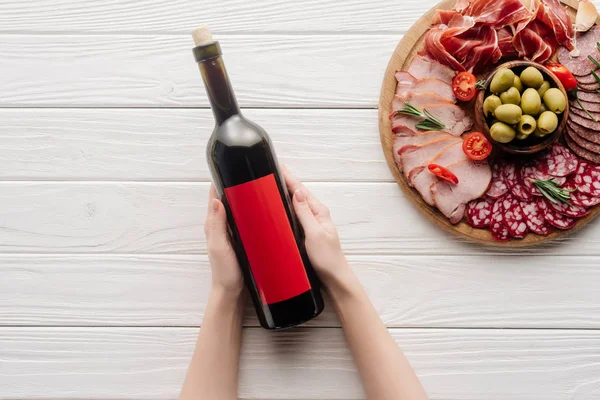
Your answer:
[192,26,213,46]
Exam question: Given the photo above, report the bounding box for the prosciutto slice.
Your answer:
[424,0,573,72]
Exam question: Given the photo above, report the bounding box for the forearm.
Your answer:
[327,270,428,400]
[179,287,244,400]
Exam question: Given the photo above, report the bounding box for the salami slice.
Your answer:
[566,125,600,155]
[539,143,579,177]
[574,161,600,197]
[565,133,600,164]
[571,98,600,113]
[486,162,508,199]
[502,195,528,238]
[539,198,577,230]
[547,199,590,218]
[558,27,600,77]
[570,104,600,123]
[466,198,493,228]
[489,198,510,241]
[520,163,566,196]
[578,91,600,104]
[521,200,554,236]
[505,163,533,201]
[572,191,600,207]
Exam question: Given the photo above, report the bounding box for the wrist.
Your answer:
[209,284,245,310]
[322,265,362,302]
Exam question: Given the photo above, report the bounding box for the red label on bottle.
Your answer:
[224,174,311,305]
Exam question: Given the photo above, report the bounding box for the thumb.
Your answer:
[209,198,230,244]
[293,189,320,234]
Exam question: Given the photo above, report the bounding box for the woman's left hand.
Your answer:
[204,185,244,297]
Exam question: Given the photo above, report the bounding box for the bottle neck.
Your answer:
[194,42,240,125]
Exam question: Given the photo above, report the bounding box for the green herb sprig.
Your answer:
[533,179,575,205]
[395,101,446,131]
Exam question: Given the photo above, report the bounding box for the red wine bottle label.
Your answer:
[224,174,311,305]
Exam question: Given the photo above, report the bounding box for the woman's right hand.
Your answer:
[282,167,351,287]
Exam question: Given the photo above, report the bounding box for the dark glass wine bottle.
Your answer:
[192,27,324,330]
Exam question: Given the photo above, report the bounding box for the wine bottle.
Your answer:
[192,27,324,330]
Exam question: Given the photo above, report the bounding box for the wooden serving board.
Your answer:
[379,0,600,247]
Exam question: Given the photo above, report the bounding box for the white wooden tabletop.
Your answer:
[1,1,600,399]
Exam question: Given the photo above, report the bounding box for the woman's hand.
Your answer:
[282,167,351,287]
[204,185,244,297]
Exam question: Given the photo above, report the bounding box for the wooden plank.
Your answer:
[0,108,388,182]
[0,34,398,107]
[4,254,600,329]
[1,327,600,399]
[0,0,439,33]
[0,182,599,255]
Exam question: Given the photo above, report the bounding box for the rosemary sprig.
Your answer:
[589,54,600,69]
[532,179,575,205]
[395,101,446,131]
[577,97,599,122]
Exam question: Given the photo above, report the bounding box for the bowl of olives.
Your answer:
[475,61,569,155]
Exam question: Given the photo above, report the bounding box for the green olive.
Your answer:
[520,88,542,115]
[490,68,516,94]
[494,104,523,125]
[515,132,529,140]
[537,111,559,134]
[520,66,544,88]
[533,127,548,138]
[490,122,516,143]
[538,103,547,115]
[518,115,537,136]
[483,95,502,117]
[513,76,524,92]
[500,87,521,105]
[543,88,567,114]
[537,81,551,98]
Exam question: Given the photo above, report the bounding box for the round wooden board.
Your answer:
[378,0,600,247]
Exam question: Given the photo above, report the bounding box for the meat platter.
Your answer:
[379,0,600,246]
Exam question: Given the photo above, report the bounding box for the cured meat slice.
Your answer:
[407,55,456,84]
[399,137,461,175]
[566,125,600,155]
[505,163,533,201]
[502,195,529,238]
[490,198,511,241]
[513,19,557,63]
[521,200,554,236]
[578,91,600,103]
[486,162,508,198]
[431,160,493,224]
[574,73,599,85]
[395,72,456,102]
[579,81,600,92]
[521,162,567,196]
[392,130,452,165]
[391,103,473,136]
[547,199,590,218]
[410,142,469,205]
[391,93,453,117]
[571,98,600,113]
[535,0,575,51]
[567,118,600,145]
[466,198,493,228]
[558,26,600,76]
[574,161,600,197]
[539,197,577,230]
[565,134,600,164]
[572,192,600,207]
[570,105,600,123]
[539,143,579,177]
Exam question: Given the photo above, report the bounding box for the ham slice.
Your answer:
[390,93,453,117]
[392,104,473,136]
[423,0,572,71]
[395,72,455,102]
[410,142,469,205]
[399,136,462,177]
[392,130,453,166]
[431,160,493,224]
[407,55,456,84]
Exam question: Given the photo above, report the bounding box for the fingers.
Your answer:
[292,188,322,234]
[282,165,331,223]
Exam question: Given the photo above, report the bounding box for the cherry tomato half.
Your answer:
[452,72,478,102]
[545,63,578,92]
[462,131,492,161]
[428,164,459,184]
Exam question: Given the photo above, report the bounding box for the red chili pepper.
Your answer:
[428,164,459,184]
[545,63,578,92]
